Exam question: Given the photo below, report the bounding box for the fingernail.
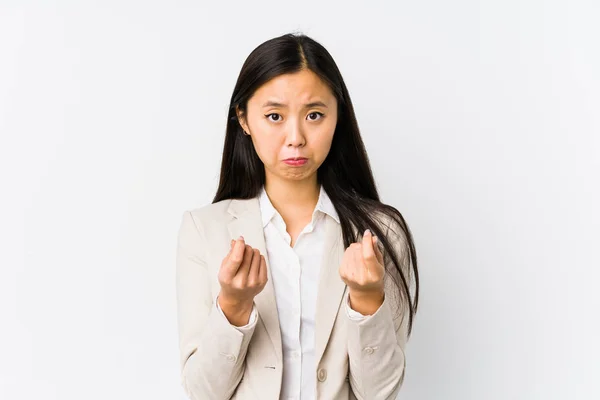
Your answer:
[373,235,378,244]
[364,229,371,236]
[239,235,244,241]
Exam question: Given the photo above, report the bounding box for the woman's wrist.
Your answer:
[218,293,254,326]
[348,288,385,316]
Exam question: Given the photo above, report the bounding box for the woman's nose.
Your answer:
[286,121,306,147]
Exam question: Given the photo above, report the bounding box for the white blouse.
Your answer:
[218,185,372,400]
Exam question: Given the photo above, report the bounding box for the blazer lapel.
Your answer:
[314,215,348,366]
[226,198,283,364]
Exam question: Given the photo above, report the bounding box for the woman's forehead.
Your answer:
[250,70,336,107]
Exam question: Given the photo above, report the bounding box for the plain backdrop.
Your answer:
[1,1,599,399]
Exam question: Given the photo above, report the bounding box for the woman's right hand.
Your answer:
[217,236,268,326]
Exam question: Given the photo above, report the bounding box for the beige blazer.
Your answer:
[176,196,411,400]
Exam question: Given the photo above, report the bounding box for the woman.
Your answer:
[176,33,419,400]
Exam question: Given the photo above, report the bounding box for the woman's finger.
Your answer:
[373,235,384,265]
[236,244,254,281]
[258,255,267,284]
[225,237,245,276]
[351,243,362,280]
[361,229,377,266]
[339,247,351,279]
[248,248,261,284]
[226,239,235,256]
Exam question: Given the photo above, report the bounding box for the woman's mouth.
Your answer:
[283,157,308,166]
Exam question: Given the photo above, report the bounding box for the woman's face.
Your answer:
[237,69,338,184]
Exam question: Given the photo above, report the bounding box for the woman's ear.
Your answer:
[235,106,249,134]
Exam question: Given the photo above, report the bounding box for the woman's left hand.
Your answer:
[339,229,386,313]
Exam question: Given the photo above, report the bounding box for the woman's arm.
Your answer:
[345,220,412,400]
[346,291,408,399]
[175,211,256,400]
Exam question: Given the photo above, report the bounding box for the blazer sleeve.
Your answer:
[176,210,257,400]
[345,217,413,400]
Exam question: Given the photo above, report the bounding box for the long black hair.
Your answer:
[212,33,419,335]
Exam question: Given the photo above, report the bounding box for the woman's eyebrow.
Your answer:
[261,100,328,108]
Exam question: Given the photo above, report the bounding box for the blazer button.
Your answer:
[317,368,327,382]
[225,354,236,363]
[364,347,375,355]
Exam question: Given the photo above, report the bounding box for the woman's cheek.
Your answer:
[255,142,278,166]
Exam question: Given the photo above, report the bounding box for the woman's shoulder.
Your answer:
[184,196,259,225]
[184,198,234,222]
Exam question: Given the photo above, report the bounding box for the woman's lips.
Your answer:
[283,157,308,166]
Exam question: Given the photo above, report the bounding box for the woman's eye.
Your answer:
[266,113,281,122]
[308,112,324,121]
[265,112,323,122]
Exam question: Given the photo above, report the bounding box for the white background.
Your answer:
[1,1,599,399]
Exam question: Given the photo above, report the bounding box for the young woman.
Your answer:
[176,33,419,400]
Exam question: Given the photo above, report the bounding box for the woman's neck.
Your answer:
[264,177,320,216]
